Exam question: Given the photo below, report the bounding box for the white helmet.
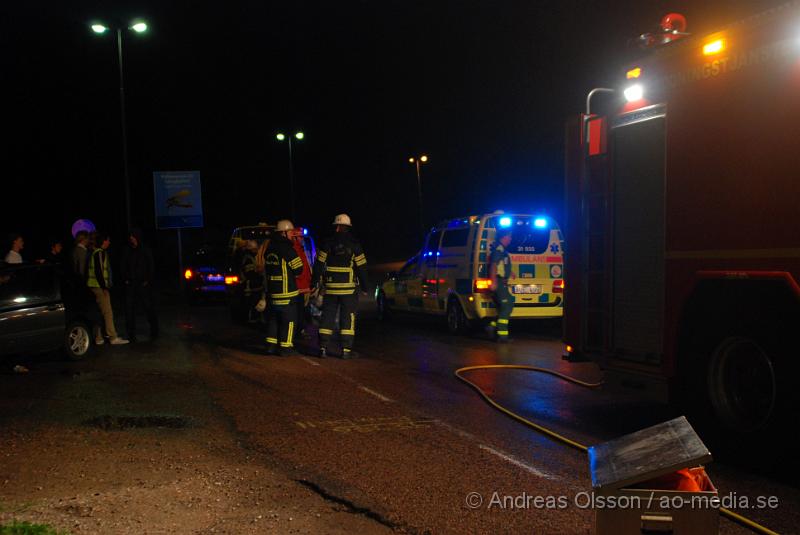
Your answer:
[332,213,352,226]
[276,219,294,232]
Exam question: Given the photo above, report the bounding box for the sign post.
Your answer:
[153,171,204,288]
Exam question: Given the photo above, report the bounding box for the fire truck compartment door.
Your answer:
[611,112,665,362]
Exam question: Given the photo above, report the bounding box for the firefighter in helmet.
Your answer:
[313,213,369,358]
[488,228,515,342]
[263,220,304,355]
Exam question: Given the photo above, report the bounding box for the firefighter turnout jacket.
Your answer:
[264,235,304,305]
[313,232,369,295]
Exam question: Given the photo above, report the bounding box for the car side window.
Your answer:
[0,266,56,310]
[398,255,420,279]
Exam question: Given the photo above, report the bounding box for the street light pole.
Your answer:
[276,131,304,222]
[91,20,148,231]
[287,136,295,221]
[408,155,429,236]
[116,28,131,231]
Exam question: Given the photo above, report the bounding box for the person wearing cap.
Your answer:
[263,220,304,356]
[313,213,369,358]
[488,228,515,343]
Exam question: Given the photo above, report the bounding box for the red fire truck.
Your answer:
[564,6,800,453]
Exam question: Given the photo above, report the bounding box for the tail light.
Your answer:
[474,279,493,293]
[184,269,193,280]
[225,275,239,285]
[553,279,564,293]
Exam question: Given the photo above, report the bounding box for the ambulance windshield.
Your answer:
[487,216,551,254]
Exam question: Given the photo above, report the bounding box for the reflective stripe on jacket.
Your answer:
[264,235,303,305]
[87,249,111,289]
[312,231,369,295]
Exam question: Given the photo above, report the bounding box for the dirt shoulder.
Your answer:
[0,310,392,534]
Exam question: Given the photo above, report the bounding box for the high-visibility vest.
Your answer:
[87,249,110,288]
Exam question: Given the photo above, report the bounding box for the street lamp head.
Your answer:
[91,23,109,34]
[295,132,304,140]
[420,155,429,163]
[130,21,148,33]
[276,133,286,141]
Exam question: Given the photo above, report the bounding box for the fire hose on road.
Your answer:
[454,364,779,535]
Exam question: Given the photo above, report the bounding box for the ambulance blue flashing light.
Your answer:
[499,217,512,227]
[534,218,547,228]
[303,228,308,235]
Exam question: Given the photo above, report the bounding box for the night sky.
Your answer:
[1,0,784,265]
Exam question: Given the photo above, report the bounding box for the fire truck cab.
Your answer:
[564,6,800,453]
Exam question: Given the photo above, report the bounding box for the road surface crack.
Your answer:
[295,478,427,534]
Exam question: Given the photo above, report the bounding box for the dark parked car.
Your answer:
[0,263,93,360]
[183,246,231,304]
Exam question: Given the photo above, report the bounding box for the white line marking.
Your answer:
[300,357,320,367]
[478,444,557,480]
[358,386,393,402]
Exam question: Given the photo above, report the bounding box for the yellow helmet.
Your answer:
[332,213,352,226]
[276,219,294,232]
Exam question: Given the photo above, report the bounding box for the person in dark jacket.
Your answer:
[313,213,369,359]
[121,228,159,342]
[263,220,304,356]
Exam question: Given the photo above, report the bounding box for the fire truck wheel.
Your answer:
[446,298,468,335]
[706,336,777,434]
[680,328,793,464]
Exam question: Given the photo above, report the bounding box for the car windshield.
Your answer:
[191,247,227,267]
[486,216,552,254]
[239,227,273,243]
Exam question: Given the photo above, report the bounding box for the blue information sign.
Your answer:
[153,171,204,229]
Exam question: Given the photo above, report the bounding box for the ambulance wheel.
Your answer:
[446,299,468,334]
[376,291,390,321]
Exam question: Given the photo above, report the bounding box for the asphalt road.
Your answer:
[2,294,799,534]
[185,300,800,535]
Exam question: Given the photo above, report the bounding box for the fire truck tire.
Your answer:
[446,298,469,335]
[680,327,793,464]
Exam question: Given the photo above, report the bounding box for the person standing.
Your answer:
[488,228,515,343]
[71,231,90,281]
[263,220,304,356]
[289,228,312,335]
[4,233,24,264]
[47,238,65,264]
[241,240,263,323]
[121,228,159,342]
[87,232,129,346]
[313,214,369,359]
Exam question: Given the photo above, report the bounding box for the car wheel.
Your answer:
[447,299,468,334]
[376,291,390,321]
[64,320,93,360]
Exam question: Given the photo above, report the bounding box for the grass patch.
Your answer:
[0,521,69,535]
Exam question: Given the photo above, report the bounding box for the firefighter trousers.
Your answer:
[319,293,358,350]
[492,283,514,340]
[265,302,297,350]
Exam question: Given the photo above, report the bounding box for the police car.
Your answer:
[375,211,564,333]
